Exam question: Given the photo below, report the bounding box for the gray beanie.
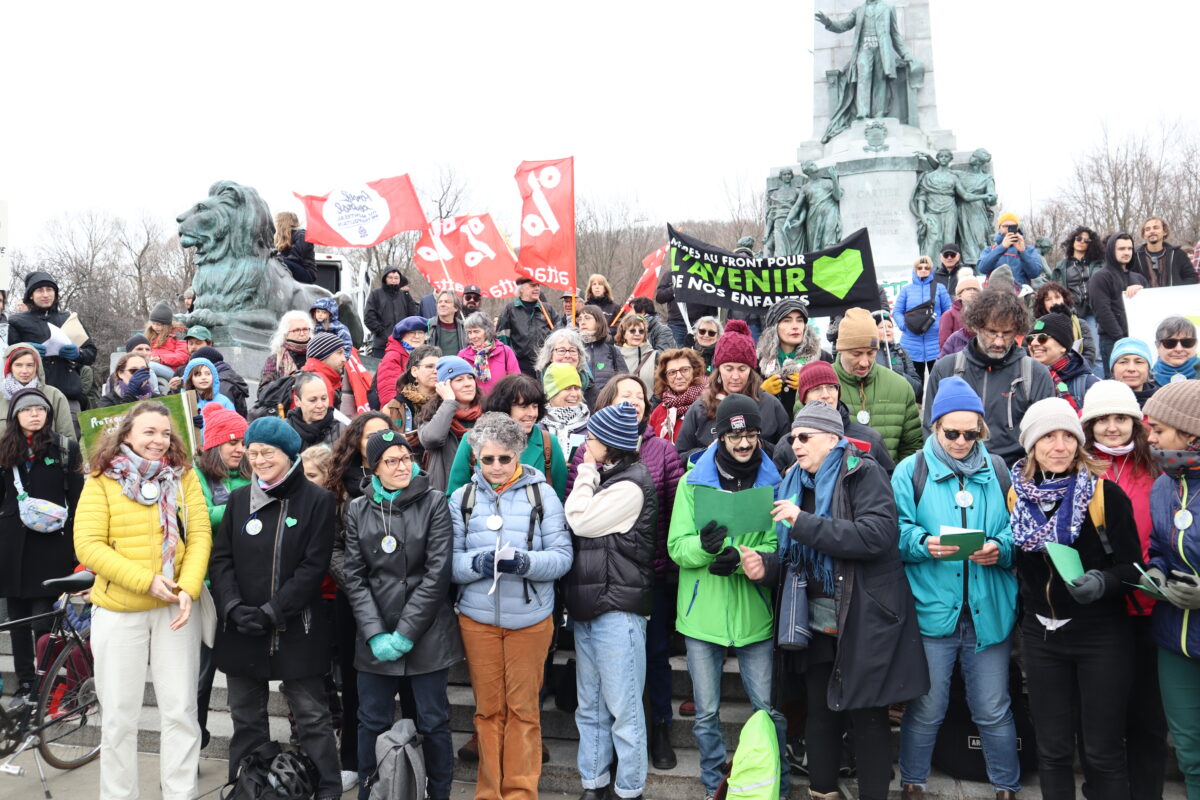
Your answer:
[791,401,844,437]
[1018,397,1085,452]
[149,300,174,325]
[764,297,810,329]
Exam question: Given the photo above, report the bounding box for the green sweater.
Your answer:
[196,469,252,532]
[444,424,568,501]
[834,360,922,462]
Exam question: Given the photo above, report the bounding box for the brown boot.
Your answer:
[995,792,1017,800]
[902,786,925,800]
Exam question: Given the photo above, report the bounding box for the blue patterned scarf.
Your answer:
[1009,459,1095,552]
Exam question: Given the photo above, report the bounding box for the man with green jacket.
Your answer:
[668,394,787,800]
[833,307,923,463]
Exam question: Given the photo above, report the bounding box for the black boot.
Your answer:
[650,720,677,770]
[579,788,608,800]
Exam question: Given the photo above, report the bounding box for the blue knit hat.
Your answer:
[931,376,985,423]
[1108,337,1153,370]
[436,355,475,383]
[392,316,427,339]
[245,416,302,461]
[588,401,641,452]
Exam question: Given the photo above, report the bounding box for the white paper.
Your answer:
[938,525,974,536]
[43,323,71,358]
[487,540,515,596]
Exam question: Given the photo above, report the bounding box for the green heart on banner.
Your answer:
[285,517,298,528]
[811,248,865,299]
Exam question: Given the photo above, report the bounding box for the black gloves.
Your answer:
[708,546,741,576]
[699,521,728,555]
[229,605,270,636]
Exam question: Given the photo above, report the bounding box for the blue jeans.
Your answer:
[900,617,1020,793]
[356,669,453,800]
[575,611,648,798]
[646,576,674,724]
[668,322,690,347]
[685,636,786,794]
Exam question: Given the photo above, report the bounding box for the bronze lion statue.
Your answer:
[177,180,348,345]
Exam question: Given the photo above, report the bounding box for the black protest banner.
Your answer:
[666,226,880,317]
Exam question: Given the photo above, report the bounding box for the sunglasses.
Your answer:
[696,328,718,337]
[793,432,833,444]
[1029,333,1054,345]
[1074,235,1092,243]
[479,454,514,466]
[941,428,981,442]
[1161,338,1197,349]
[941,251,959,258]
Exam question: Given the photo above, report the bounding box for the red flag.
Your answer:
[632,244,669,300]
[514,157,575,291]
[294,175,426,247]
[413,214,522,299]
[343,350,373,414]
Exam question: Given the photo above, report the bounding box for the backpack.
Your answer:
[909,449,1011,508]
[467,424,553,477]
[932,659,1038,781]
[953,349,1033,401]
[461,479,544,603]
[368,718,426,800]
[252,375,298,420]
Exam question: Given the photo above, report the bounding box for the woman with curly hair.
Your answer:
[647,348,706,445]
[583,273,620,325]
[382,345,442,433]
[259,310,314,387]
[614,315,659,392]
[535,327,593,399]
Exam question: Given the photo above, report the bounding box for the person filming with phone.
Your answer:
[978,212,1045,288]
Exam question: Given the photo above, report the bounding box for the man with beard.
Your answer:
[922,289,1054,466]
[364,266,418,358]
[461,285,483,315]
[1136,217,1197,288]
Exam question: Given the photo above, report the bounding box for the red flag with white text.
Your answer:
[294,175,427,247]
[632,243,669,301]
[413,214,522,299]
[514,157,575,291]
[343,350,373,414]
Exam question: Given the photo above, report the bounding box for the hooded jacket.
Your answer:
[342,474,465,676]
[977,233,1044,286]
[667,443,780,648]
[191,346,249,417]
[1135,242,1198,288]
[923,341,1055,466]
[364,267,419,354]
[450,464,572,630]
[1087,236,1147,340]
[8,272,98,403]
[182,357,235,413]
[310,297,353,356]
[833,360,923,462]
[892,268,953,362]
[1046,348,1098,407]
[0,344,75,441]
[756,323,828,416]
[1149,472,1200,657]
[1050,257,1103,317]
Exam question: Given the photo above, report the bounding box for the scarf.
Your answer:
[1153,356,1200,386]
[783,439,847,593]
[286,407,336,446]
[281,340,308,376]
[1153,443,1200,476]
[371,475,404,504]
[472,340,496,384]
[104,445,183,578]
[492,463,524,494]
[401,339,415,354]
[714,443,762,490]
[1009,459,1096,552]
[401,383,431,408]
[931,437,987,478]
[450,404,483,437]
[656,383,705,441]
[1049,355,1081,412]
[1094,441,1135,457]
[546,403,588,430]
[580,330,596,344]
[3,374,34,398]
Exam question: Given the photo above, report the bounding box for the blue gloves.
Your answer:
[1067,570,1106,604]
[472,551,495,578]
[496,550,530,576]
[30,343,46,357]
[193,413,205,429]
[369,633,403,662]
[392,632,414,656]
[129,368,151,393]
[58,343,79,361]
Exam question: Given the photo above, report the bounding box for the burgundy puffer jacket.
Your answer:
[567,426,684,576]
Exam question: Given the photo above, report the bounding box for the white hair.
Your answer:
[269,310,314,355]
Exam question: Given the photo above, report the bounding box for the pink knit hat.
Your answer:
[202,403,249,451]
[712,319,757,369]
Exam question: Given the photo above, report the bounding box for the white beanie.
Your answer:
[1019,397,1085,453]
[1079,380,1143,425]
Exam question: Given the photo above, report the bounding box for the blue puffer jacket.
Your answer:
[310,297,353,356]
[1148,471,1200,659]
[892,438,1017,651]
[892,270,952,362]
[450,464,572,630]
[183,357,235,412]
[977,233,1044,286]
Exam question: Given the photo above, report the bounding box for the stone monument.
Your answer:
[767,0,994,286]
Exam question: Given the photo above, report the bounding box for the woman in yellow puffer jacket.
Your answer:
[73,401,211,800]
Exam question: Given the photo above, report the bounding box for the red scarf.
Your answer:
[1049,355,1080,413]
[450,404,482,437]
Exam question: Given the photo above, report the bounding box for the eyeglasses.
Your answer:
[1029,333,1054,345]
[723,431,760,443]
[382,455,413,470]
[552,347,577,355]
[479,454,514,466]
[793,432,833,444]
[1161,338,1197,349]
[414,361,438,371]
[246,448,279,461]
[696,328,718,337]
[665,366,694,378]
[287,327,311,335]
[1074,235,1092,243]
[941,428,982,442]
[978,327,1016,342]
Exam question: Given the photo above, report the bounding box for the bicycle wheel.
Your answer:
[36,637,101,769]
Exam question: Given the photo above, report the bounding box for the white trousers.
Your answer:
[92,604,201,800]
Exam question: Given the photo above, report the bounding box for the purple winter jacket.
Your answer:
[567,426,684,576]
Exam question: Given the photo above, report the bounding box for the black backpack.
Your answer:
[932,660,1038,781]
[251,375,298,420]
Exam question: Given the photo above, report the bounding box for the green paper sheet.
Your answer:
[1044,542,1084,583]
[694,485,776,539]
[937,527,985,561]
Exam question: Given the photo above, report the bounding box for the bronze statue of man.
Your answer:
[816,0,913,142]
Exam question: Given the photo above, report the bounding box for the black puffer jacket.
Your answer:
[209,463,336,681]
[364,267,419,355]
[8,272,98,403]
[497,299,560,374]
[563,462,657,621]
[341,474,465,676]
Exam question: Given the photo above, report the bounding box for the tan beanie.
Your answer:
[1144,380,1200,438]
[837,308,880,351]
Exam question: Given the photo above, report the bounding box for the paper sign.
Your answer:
[60,313,89,347]
[694,485,775,538]
[937,526,985,561]
[43,323,72,357]
[1133,563,1169,598]
[77,391,198,471]
[488,540,515,596]
[1044,542,1084,583]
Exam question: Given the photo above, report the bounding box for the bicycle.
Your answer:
[0,571,100,797]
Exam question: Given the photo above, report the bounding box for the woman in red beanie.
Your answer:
[674,320,790,458]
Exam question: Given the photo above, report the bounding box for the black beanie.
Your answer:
[366,429,409,470]
[714,394,762,438]
[1032,312,1075,351]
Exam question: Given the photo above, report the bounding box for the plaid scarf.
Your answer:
[1048,355,1080,412]
[656,383,704,441]
[104,445,183,578]
[1009,458,1095,552]
[471,340,496,384]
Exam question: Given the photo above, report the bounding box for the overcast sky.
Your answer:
[4,0,1198,257]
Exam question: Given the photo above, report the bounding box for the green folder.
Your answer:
[1044,542,1084,583]
[694,485,776,539]
[937,527,985,561]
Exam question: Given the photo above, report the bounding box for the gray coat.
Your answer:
[417,399,467,494]
[341,475,464,676]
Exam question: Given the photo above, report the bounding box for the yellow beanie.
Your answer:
[997,212,1019,228]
